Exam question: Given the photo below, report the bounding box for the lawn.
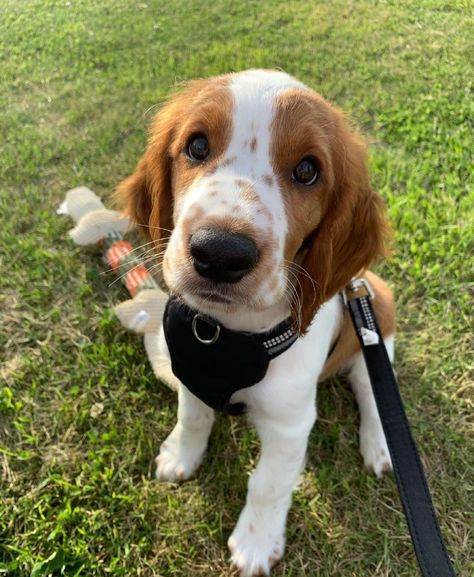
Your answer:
[0,0,472,575]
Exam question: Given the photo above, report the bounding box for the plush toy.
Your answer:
[58,186,179,391]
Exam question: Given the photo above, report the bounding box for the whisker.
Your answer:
[284,287,301,334]
[129,221,174,234]
[106,250,167,288]
[100,238,171,275]
[146,260,166,277]
[284,273,298,311]
[284,266,304,333]
[284,259,319,288]
[284,259,318,308]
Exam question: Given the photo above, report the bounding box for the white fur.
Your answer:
[156,298,394,575]
[156,70,393,576]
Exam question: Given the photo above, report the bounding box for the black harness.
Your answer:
[162,285,457,577]
[163,296,297,414]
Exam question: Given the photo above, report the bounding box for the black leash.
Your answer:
[345,278,456,577]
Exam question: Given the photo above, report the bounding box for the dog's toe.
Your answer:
[155,427,207,482]
[360,420,393,478]
[228,506,285,577]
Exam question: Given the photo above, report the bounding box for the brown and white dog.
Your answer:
[117,69,395,576]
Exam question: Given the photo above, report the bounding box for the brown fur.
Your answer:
[271,90,391,333]
[114,77,233,245]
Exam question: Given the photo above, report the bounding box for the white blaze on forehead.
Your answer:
[225,69,307,236]
[223,70,309,302]
[227,69,307,174]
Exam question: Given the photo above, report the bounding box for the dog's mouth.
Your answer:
[194,288,236,305]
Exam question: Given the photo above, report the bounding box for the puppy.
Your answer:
[117,69,395,576]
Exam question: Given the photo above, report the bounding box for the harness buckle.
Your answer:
[342,277,375,307]
[192,314,221,345]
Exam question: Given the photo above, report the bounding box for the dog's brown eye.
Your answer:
[292,157,319,185]
[187,134,210,162]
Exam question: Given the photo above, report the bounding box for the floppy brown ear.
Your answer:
[115,156,154,238]
[114,102,177,242]
[297,127,390,333]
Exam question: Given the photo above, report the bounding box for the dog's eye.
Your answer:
[187,134,210,162]
[292,157,319,185]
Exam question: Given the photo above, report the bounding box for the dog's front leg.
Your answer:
[229,396,316,576]
[156,384,214,482]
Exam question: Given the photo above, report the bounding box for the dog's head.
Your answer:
[117,70,389,333]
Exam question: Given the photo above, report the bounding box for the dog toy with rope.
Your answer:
[58,186,179,391]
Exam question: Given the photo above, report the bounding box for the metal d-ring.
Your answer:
[192,314,221,345]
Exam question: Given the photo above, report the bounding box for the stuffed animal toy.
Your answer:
[58,186,179,391]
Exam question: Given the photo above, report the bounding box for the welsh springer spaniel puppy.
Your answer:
[117,69,395,576]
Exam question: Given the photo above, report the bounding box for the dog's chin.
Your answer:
[181,289,243,316]
[171,282,260,317]
[166,271,286,317]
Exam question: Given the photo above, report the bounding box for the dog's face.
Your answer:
[118,70,388,332]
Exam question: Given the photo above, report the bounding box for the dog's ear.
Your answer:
[115,155,155,238]
[114,99,180,242]
[297,123,390,333]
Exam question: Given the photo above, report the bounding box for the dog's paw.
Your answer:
[155,426,206,482]
[228,506,285,576]
[359,419,393,478]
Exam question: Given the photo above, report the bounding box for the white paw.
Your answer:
[359,419,393,478]
[228,505,286,576]
[155,425,207,482]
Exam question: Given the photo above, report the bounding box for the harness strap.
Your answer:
[345,279,456,577]
[163,297,297,414]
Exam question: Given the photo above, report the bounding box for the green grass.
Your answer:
[1,0,473,575]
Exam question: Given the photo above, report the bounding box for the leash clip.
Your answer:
[342,277,375,307]
[192,314,221,345]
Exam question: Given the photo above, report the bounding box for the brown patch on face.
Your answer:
[270,89,390,333]
[262,174,274,187]
[219,156,237,168]
[249,136,257,152]
[239,182,257,204]
[115,75,235,248]
[270,90,334,263]
[234,180,274,227]
[254,204,274,226]
[319,271,396,380]
[185,205,205,221]
[209,190,217,197]
[170,86,236,211]
[204,165,217,176]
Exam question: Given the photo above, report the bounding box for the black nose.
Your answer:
[190,228,258,283]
